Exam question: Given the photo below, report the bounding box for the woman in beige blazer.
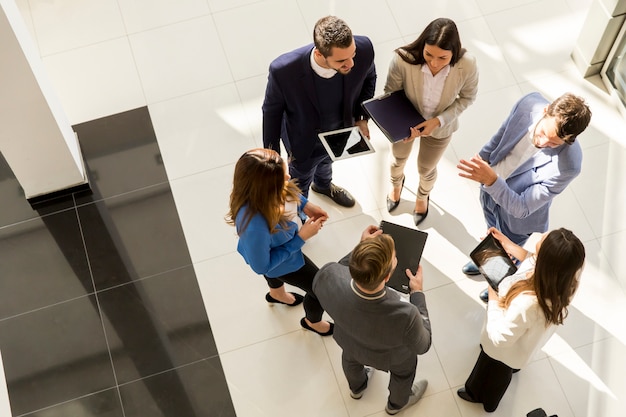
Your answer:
[385,18,478,225]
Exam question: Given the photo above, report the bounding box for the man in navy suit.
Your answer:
[262,16,376,207]
[458,92,592,301]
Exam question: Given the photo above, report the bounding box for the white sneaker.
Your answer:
[350,367,374,399]
[385,379,428,415]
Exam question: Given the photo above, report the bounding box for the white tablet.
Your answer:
[318,126,375,161]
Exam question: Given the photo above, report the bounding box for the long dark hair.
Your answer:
[226,148,300,235]
[396,17,465,66]
[501,228,585,326]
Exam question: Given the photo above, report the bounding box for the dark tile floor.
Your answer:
[0,107,235,417]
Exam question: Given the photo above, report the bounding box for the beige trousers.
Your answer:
[389,134,452,201]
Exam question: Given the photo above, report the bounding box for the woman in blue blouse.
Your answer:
[226,148,333,336]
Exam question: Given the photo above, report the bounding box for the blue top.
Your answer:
[236,194,308,278]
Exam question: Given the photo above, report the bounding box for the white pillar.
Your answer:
[0,0,87,200]
[0,350,11,417]
[572,0,626,77]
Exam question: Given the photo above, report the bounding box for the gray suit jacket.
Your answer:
[313,254,432,370]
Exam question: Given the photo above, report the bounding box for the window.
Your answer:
[602,20,626,114]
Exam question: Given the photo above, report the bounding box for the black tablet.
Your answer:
[379,220,428,294]
[469,233,517,291]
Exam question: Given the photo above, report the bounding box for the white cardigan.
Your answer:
[480,257,557,369]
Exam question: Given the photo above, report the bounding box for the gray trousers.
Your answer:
[342,350,417,409]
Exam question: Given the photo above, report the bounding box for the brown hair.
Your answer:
[546,93,592,144]
[349,234,395,291]
[500,228,585,326]
[396,17,465,66]
[313,16,353,57]
[225,148,301,234]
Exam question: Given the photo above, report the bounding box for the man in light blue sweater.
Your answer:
[458,92,591,301]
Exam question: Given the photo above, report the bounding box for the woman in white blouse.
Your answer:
[458,227,585,412]
[384,17,478,225]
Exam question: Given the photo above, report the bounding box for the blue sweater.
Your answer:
[236,195,308,278]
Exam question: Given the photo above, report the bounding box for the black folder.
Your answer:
[379,220,428,293]
[362,90,426,142]
[469,233,518,291]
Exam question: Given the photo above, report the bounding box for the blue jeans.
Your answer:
[480,190,531,246]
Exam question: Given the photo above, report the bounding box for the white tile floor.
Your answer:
[12,0,626,415]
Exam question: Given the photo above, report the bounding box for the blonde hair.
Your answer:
[349,234,395,291]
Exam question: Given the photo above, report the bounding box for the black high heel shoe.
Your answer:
[265,292,304,306]
[300,318,334,336]
[386,176,405,212]
[413,196,429,226]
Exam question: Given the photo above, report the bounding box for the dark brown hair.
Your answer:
[349,234,395,291]
[546,93,592,144]
[501,228,585,326]
[396,17,465,66]
[226,148,300,235]
[313,16,353,57]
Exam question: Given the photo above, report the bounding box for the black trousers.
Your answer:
[264,254,324,322]
[464,346,517,412]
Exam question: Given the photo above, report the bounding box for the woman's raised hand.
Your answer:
[487,227,526,260]
[298,216,325,241]
[303,202,329,222]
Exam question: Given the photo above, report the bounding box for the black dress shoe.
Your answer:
[479,288,489,303]
[457,387,480,403]
[413,196,429,226]
[386,176,405,213]
[265,292,304,306]
[462,261,481,275]
[311,183,355,207]
[300,318,334,336]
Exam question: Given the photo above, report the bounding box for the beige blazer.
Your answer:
[383,52,478,139]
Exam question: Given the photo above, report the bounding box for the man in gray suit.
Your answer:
[312,225,432,415]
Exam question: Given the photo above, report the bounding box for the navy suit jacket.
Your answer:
[262,36,376,162]
[479,92,583,235]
